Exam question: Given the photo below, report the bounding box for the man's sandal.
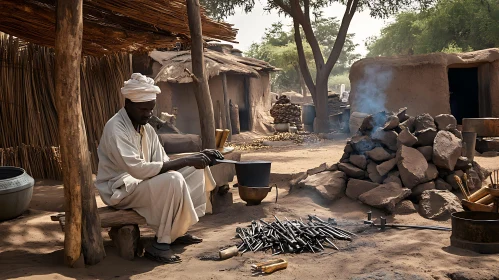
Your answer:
[172,233,203,245]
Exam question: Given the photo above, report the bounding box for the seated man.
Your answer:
[95,73,223,263]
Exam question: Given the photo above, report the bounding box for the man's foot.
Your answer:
[144,241,181,264]
[172,233,203,245]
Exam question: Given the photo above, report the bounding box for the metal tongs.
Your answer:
[364,211,451,231]
[251,258,288,275]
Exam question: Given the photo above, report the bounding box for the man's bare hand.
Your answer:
[201,149,224,164]
[185,153,212,169]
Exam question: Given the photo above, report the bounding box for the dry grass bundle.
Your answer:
[1,33,130,178]
[0,0,237,56]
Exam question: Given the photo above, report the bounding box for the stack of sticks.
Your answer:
[460,169,499,212]
[235,215,355,255]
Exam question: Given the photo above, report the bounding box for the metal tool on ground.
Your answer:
[364,211,451,231]
[251,258,288,275]
[234,215,354,255]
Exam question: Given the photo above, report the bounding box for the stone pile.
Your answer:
[270,103,303,130]
[338,108,489,217]
[291,108,490,220]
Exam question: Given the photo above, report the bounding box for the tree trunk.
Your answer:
[55,0,104,267]
[186,0,216,149]
[314,72,329,133]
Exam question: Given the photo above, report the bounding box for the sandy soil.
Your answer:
[1,140,499,280]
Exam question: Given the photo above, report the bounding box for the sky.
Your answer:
[226,1,393,57]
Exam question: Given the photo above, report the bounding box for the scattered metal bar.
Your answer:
[235,215,354,254]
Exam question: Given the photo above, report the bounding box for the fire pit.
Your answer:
[451,211,499,254]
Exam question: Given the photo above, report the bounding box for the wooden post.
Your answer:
[222,73,232,141]
[186,0,216,149]
[55,0,105,266]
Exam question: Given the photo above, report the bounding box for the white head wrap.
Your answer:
[121,73,161,102]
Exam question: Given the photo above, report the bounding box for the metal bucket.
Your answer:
[450,211,499,254]
[462,132,477,161]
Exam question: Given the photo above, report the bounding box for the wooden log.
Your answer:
[468,187,489,202]
[55,0,82,267]
[476,194,495,205]
[219,129,230,149]
[186,0,216,149]
[108,225,141,261]
[215,129,224,148]
[462,199,493,212]
[222,73,232,141]
[52,208,146,229]
[55,0,105,266]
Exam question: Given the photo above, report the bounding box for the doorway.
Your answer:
[448,67,479,124]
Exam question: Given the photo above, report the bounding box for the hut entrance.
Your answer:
[448,67,479,124]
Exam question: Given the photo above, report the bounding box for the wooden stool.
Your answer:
[51,207,146,260]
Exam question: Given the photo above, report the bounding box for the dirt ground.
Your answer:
[1,140,499,280]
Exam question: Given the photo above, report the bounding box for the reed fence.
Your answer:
[0,33,130,179]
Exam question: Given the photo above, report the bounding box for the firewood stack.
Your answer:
[336,107,490,215]
[270,96,303,130]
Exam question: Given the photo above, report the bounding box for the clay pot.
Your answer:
[0,167,34,221]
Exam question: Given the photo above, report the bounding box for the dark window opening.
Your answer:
[448,67,479,125]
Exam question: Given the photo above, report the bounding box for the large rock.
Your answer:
[338,163,365,179]
[465,168,482,190]
[415,128,438,146]
[290,172,308,186]
[376,158,397,177]
[414,113,437,132]
[383,115,399,131]
[383,175,402,186]
[300,171,346,201]
[397,128,418,147]
[472,161,491,182]
[344,143,354,153]
[417,146,433,161]
[393,200,418,215]
[397,146,429,189]
[307,163,328,175]
[371,128,398,151]
[396,107,410,123]
[400,116,415,133]
[366,147,394,162]
[448,128,463,140]
[346,179,380,200]
[412,181,436,197]
[425,163,439,181]
[418,190,464,220]
[349,155,367,170]
[434,114,457,131]
[367,162,384,183]
[435,178,453,191]
[454,156,471,171]
[433,131,462,170]
[358,182,411,212]
[351,135,377,153]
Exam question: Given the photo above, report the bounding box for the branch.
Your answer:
[289,0,324,68]
[272,0,293,16]
[325,0,359,72]
[293,19,316,98]
[184,68,200,83]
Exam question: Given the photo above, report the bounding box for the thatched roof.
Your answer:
[0,0,237,56]
[152,50,279,83]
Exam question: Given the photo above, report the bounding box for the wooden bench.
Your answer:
[51,207,146,261]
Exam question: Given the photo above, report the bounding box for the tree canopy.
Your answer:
[366,0,499,56]
[246,17,359,93]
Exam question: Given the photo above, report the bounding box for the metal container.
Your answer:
[236,184,277,206]
[302,104,316,126]
[274,123,290,133]
[462,118,499,137]
[450,211,499,254]
[462,131,477,161]
[0,167,35,221]
[215,159,272,187]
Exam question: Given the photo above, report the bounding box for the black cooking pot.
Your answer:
[214,159,271,187]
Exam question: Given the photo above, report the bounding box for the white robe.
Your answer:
[95,108,216,243]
